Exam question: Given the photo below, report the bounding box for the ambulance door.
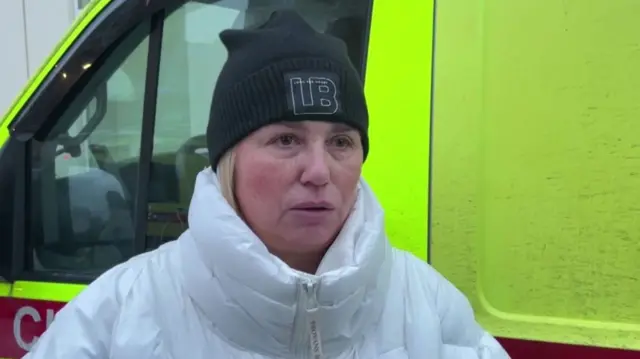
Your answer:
[0,2,163,356]
[431,0,640,357]
[0,1,373,357]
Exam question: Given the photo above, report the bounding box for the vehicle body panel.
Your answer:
[432,0,640,355]
[0,282,83,357]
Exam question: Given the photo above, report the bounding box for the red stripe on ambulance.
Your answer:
[0,298,65,358]
[498,337,640,359]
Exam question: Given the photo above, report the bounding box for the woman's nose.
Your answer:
[299,146,331,187]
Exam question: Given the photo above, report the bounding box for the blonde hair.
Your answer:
[216,150,239,213]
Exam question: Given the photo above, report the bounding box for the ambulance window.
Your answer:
[28,21,151,274]
[145,0,372,248]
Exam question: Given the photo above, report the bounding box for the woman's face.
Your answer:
[234,121,363,261]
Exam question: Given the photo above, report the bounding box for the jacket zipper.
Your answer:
[293,279,324,359]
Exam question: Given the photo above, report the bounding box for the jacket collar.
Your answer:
[179,169,391,357]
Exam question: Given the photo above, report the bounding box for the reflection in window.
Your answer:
[29,23,150,274]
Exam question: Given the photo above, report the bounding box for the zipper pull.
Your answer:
[304,281,323,359]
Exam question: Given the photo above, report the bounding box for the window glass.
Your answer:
[29,22,150,274]
[146,0,371,248]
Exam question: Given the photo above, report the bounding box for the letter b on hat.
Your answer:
[285,71,342,115]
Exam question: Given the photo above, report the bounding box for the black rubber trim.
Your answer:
[359,0,374,83]
[134,11,165,255]
[11,142,27,279]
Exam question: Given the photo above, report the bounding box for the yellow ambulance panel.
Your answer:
[432,0,640,351]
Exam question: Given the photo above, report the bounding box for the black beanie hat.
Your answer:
[206,10,369,169]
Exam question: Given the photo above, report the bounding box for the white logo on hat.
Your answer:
[285,72,341,115]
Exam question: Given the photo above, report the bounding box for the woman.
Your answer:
[24,10,510,359]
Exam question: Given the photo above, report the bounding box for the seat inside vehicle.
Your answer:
[118,159,180,204]
[32,167,135,272]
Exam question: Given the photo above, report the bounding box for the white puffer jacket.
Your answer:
[23,170,510,359]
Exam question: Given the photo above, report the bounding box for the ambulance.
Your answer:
[0,0,639,358]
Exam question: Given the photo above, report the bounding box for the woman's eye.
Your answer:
[275,134,298,147]
[331,136,354,148]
